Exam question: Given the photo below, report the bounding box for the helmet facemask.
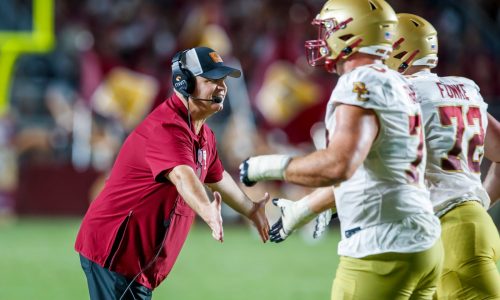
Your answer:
[305,17,361,73]
[304,0,398,74]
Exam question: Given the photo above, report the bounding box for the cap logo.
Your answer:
[175,75,182,81]
[209,52,223,63]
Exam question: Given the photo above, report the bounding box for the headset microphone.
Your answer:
[190,96,223,104]
[212,96,223,103]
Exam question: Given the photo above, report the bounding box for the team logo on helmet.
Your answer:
[175,75,182,81]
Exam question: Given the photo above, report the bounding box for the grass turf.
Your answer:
[0,218,339,300]
[1,218,499,299]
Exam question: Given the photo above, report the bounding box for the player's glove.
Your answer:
[312,208,338,239]
[239,155,292,187]
[269,197,317,243]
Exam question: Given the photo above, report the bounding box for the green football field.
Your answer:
[0,218,340,300]
[1,218,499,300]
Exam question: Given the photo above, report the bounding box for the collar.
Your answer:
[412,69,437,77]
[169,93,189,121]
[166,93,207,147]
[347,62,386,74]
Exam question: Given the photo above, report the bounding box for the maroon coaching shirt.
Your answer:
[75,94,224,289]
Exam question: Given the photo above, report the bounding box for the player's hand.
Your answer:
[208,191,224,242]
[312,209,338,239]
[239,155,292,187]
[269,198,316,243]
[247,192,271,242]
[269,198,295,243]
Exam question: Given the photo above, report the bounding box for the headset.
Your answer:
[171,49,223,104]
[171,50,196,99]
[171,49,223,133]
[118,51,225,300]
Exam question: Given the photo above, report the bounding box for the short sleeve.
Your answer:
[469,81,485,104]
[330,67,387,111]
[145,123,196,182]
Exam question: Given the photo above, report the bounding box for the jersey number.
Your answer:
[406,115,424,182]
[438,106,484,173]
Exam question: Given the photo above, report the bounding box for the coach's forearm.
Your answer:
[167,165,214,221]
[207,171,254,217]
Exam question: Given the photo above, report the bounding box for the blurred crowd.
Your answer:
[0,0,500,219]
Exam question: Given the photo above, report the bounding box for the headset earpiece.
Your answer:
[171,50,196,99]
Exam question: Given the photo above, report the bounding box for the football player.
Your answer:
[386,13,500,299]
[239,1,443,299]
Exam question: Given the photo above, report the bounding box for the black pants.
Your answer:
[80,254,152,300]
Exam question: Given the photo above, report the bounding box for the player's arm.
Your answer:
[206,171,270,242]
[284,104,377,186]
[484,113,500,163]
[167,165,223,242]
[269,187,336,243]
[240,104,379,187]
[484,162,500,207]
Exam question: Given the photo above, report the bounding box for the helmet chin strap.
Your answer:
[398,49,420,73]
[325,38,363,74]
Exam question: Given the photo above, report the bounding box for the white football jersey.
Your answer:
[408,70,490,216]
[325,63,440,258]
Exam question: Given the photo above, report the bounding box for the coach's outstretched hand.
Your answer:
[208,191,224,242]
[239,155,292,187]
[269,197,317,243]
[247,192,271,242]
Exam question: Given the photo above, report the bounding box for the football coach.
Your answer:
[75,47,270,300]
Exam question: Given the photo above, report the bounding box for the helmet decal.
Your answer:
[386,13,439,73]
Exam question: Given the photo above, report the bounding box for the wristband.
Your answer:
[247,154,292,182]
